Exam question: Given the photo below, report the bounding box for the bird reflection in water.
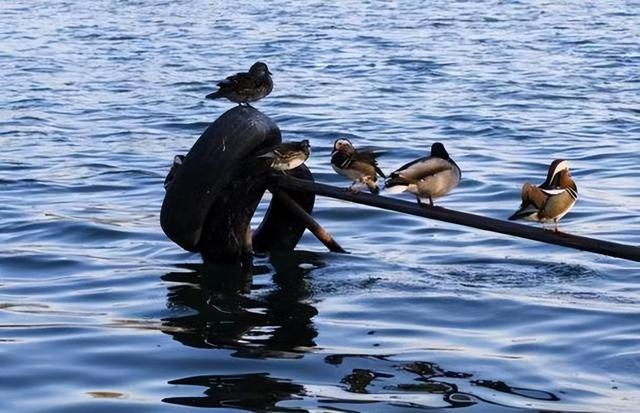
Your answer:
[161,251,322,357]
[160,252,561,412]
[160,251,321,410]
[163,373,305,411]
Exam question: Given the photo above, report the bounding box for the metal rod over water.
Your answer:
[275,175,640,263]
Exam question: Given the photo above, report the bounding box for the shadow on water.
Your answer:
[158,252,566,412]
[160,251,318,410]
[164,373,306,411]
[160,251,322,358]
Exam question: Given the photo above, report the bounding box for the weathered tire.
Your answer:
[253,164,315,252]
[160,106,315,264]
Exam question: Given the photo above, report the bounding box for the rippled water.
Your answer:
[2,1,640,412]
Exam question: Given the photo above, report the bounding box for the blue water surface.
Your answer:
[1,1,640,412]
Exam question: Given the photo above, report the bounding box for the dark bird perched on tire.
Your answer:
[331,138,386,194]
[206,62,273,106]
[257,140,310,172]
[508,159,577,231]
[385,142,460,207]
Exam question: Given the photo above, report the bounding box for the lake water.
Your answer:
[1,1,640,412]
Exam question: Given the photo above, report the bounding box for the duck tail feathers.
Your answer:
[508,204,537,221]
[256,152,275,158]
[385,176,410,193]
[366,181,380,194]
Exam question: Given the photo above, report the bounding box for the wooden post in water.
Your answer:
[274,175,640,263]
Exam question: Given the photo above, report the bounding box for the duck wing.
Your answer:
[508,183,547,221]
[351,151,386,178]
[218,72,255,91]
[390,156,453,181]
[539,188,566,196]
[538,189,576,220]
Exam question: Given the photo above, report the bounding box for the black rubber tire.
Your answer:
[160,106,315,263]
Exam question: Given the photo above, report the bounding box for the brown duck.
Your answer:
[508,159,578,231]
[331,138,386,194]
[257,140,310,171]
[206,62,273,106]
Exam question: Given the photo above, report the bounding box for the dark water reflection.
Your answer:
[164,373,306,411]
[157,255,577,412]
[161,253,320,358]
[161,254,316,410]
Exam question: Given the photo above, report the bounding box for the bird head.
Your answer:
[542,159,570,188]
[250,62,272,76]
[300,140,311,155]
[430,142,450,160]
[332,138,354,155]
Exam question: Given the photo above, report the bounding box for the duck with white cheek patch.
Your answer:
[509,159,578,231]
[331,138,386,194]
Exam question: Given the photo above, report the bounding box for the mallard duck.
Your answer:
[508,159,577,231]
[385,142,461,206]
[256,140,310,171]
[206,62,273,106]
[331,138,386,194]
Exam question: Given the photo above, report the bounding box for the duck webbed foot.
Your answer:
[347,182,361,194]
[416,196,434,208]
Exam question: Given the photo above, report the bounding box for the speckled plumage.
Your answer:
[257,140,310,171]
[206,62,273,105]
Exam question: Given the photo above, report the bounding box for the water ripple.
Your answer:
[1,1,640,412]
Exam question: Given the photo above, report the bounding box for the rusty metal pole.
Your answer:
[271,188,347,253]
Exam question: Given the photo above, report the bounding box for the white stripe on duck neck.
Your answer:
[542,159,569,188]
